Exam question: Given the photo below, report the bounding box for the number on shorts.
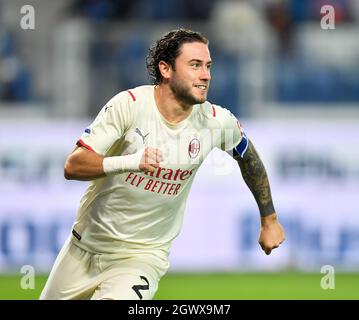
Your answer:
[132,276,149,300]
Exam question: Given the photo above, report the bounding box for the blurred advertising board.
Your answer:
[0,119,358,272]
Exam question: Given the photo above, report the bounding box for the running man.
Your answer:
[40,28,285,300]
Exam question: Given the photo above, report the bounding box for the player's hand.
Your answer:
[258,213,285,255]
[139,147,163,173]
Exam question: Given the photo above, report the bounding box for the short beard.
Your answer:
[169,76,206,106]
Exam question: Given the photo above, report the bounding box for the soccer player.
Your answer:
[40,29,285,300]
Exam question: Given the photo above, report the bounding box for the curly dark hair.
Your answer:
[146,28,209,85]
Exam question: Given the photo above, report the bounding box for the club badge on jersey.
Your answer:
[188,138,200,158]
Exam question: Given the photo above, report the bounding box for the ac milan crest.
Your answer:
[188,138,200,158]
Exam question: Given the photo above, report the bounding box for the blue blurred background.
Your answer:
[1,0,359,276]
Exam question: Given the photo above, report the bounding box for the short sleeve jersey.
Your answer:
[72,85,243,254]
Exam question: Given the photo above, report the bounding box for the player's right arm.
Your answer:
[64,91,162,181]
[64,146,163,181]
[64,146,105,181]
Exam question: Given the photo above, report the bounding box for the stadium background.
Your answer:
[0,0,358,299]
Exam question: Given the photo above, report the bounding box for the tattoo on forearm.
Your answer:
[235,140,275,217]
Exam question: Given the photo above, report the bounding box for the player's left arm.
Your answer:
[233,138,285,255]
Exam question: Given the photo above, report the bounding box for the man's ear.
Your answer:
[158,61,172,81]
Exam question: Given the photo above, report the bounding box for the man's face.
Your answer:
[169,42,212,105]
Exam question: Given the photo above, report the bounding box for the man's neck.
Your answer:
[154,85,193,124]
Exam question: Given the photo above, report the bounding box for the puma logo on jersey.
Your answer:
[135,128,149,144]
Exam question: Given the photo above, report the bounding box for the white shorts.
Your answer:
[40,237,169,300]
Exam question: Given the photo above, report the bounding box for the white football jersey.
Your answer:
[72,85,243,255]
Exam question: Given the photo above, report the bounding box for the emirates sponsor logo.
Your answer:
[188,138,200,158]
[124,166,195,196]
